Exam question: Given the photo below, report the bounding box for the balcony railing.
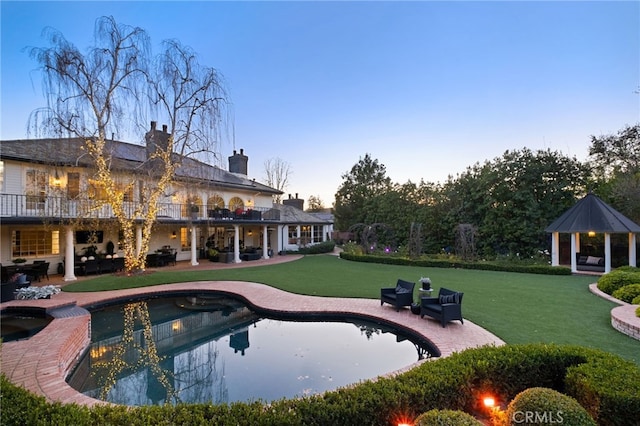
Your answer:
[0,193,276,221]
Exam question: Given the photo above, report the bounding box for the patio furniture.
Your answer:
[32,261,50,281]
[380,279,416,311]
[112,257,125,272]
[420,287,464,328]
[83,259,100,275]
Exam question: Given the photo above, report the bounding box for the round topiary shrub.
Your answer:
[505,387,596,426]
[597,270,640,295]
[612,284,640,303]
[414,409,483,426]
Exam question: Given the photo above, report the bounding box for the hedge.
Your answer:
[597,269,640,295]
[2,344,638,425]
[339,252,572,275]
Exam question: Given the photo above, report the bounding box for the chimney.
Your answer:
[283,193,304,211]
[145,120,170,161]
[228,148,248,175]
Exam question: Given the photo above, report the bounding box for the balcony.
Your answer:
[0,194,276,222]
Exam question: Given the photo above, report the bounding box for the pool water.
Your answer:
[67,294,434,406]
[1,312,52,342]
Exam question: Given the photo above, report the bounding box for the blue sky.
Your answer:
[2,1,639,207]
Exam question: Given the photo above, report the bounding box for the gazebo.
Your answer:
[546,193,640,273]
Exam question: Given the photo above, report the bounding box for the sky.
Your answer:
[1,1,639,208]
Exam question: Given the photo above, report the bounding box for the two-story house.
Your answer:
[0,122,333,281]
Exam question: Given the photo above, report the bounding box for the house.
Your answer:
[0,122,333,280]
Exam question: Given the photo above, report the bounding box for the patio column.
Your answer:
[190,225,199,266]
[135,225,142,256]
[233,224,241,263]
[63,226,77,281]
[570,233,577,273]
[630,233,637,268]
[277,225,284,254]
[262,225,269,259]
[604,233,612,273]
[551,232,559,267]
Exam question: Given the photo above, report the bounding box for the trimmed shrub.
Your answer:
[505,387,596,426]
[297,240,336,254]
[339,252,572,275]
[612,284,640,303]
[636,305,640,317]
[414,409,483,425]
[597,270,640,295]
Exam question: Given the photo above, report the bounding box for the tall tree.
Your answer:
[28,16,229,272]
[263,157,291,203]
[334,154,392,230]
[447,148,590,257]
[306,195,325,212]
[589,124,640,222]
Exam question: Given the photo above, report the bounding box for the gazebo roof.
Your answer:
[545,193,640,234]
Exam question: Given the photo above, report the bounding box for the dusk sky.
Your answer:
[2,1,638,207]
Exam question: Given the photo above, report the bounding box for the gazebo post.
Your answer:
[551,232,560,267]
[604,233,612,273]
[570,233,578,273]
[629,233,637,268]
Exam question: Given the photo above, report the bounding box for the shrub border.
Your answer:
[1,344,638,425]
[339,252,572,275]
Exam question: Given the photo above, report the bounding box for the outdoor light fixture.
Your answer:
[52,170,62,187]
[483,396,496,408]
[171,231,177,239]
[588,231,596,237]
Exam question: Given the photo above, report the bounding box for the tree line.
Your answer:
[333,124,640,258]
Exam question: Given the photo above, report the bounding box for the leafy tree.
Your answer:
[334,154,392,230]
[446,148,590,257]
[263,157,291,204]
[306,195,325,212]
[589,124,640,177]
[589,124,640,223]
[28,16,229,272]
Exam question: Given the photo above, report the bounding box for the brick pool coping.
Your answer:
[1,258,504,406]
[589,283,640,342]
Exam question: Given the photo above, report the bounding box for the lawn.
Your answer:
[63,254,640,365]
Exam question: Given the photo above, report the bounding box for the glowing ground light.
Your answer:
[483,396,496,408]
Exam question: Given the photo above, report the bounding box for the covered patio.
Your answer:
[546,193,640,274]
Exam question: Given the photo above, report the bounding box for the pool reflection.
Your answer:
[68,294,434,406]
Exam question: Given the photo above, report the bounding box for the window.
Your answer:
[26,169,47,210]
[228,196,244,211]
[207,195,224,211]
[67,172,80,198]
[116,181,134,202]
[12,229,60,257]
[313,225,323,242]
[88,179,108,200]
[300,225,311,246]
[180,227,191,251]
[0,161,4,191]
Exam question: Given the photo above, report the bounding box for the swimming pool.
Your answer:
[67,293,435,405]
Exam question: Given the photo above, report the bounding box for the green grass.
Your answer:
[63,255,640,365]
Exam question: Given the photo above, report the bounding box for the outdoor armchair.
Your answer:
[420,287,464,328]
[380,279,415,311]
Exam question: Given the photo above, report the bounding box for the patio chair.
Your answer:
[380,279,415,311]
[420,287,464,328]
[33,261,50,281]
[83,259,99,275]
